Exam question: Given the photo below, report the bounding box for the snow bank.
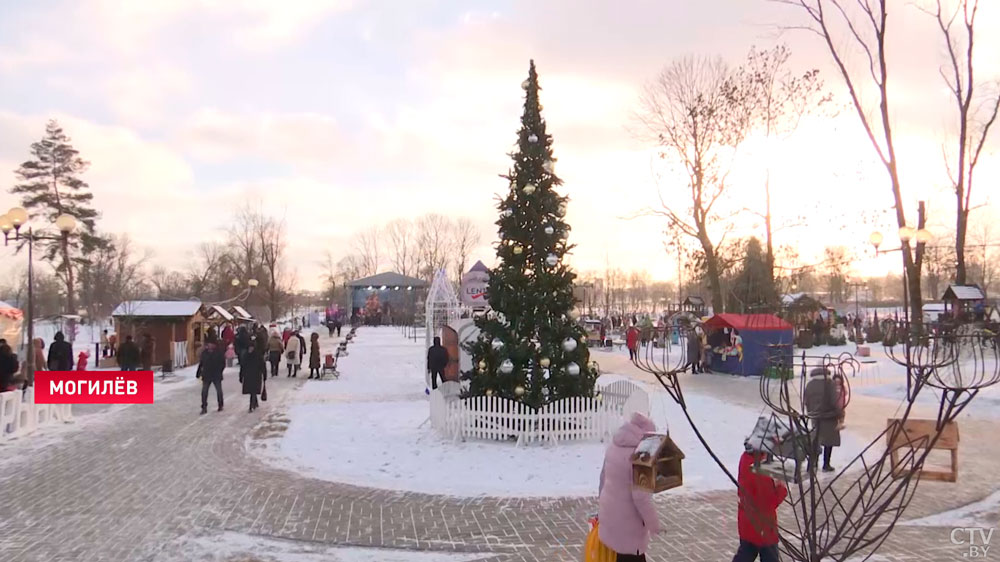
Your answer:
[157,530,489,562]
[901,489,1000,528]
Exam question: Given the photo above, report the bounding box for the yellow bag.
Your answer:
[584,518,617,562]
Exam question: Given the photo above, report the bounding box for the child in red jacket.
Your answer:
[733,450,787,562]
[76,351,90,371]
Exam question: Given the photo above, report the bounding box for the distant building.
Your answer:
[346,272,429,324]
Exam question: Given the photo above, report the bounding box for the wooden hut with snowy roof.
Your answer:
[112,300,206,368]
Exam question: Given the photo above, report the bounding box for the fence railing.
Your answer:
[1,388,73,441]
[430,379,649,446]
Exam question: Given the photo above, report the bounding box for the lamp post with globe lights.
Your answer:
[1,207,78,385]
[213,277,259,307]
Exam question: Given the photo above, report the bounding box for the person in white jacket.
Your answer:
[284,331,302,377]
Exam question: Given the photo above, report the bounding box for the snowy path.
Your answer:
[0,326,995,562]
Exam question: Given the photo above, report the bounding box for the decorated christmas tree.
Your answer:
[465,60,595,407]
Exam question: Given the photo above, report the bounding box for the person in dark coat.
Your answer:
[686,328,702,374]
[196,336,226,414]
[308,333,321,379]
[0,343,19,392]
[255,326,269,357]
[117,335,141,371]
[234,326,250,364]
[47,331,74,371]
[295,331,306,376]
[804,367,842,472]
[426,336,449,390]
[140,333,155,371]
[240,343,266,412]
[732,449,787,562]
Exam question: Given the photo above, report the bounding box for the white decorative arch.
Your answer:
[425,269,460,351]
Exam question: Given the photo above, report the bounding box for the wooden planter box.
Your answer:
[632,433,685,493]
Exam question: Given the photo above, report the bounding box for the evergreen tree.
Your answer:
[11,120,105,312]
[729,237,779,313]
[465,60,595,407]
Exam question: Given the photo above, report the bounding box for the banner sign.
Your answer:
[34,371,155,404]
[460,268,489,307]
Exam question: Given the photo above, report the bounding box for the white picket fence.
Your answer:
[430,379,649,446]
[0,388,73,441]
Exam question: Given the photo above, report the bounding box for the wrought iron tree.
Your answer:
[633,316,999,561]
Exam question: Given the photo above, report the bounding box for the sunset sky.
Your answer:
[1,0,997,291]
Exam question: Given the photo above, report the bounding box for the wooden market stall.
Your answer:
[111,301,206,368]
[942,284,986,321]
[703,313,794,377]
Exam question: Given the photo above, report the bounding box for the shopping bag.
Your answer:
[260,380,268,402]
[584,517,616,562]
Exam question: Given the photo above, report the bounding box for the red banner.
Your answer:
[34,371,155,404]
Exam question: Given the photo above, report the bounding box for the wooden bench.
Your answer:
[887,418,959,482]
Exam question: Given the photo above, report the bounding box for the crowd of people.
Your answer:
[196,323,329,414]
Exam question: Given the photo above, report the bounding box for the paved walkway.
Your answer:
[0,331,995,561]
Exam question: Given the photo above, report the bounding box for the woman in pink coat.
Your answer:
[598,412,661,561]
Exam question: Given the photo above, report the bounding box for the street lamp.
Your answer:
[1,207,78,385]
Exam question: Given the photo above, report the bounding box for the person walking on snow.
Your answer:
[47,331,74,371]
[804,367,842,472]
[140,333,155,371]
[100,330,110,358]
[295,331,306,375]
[240,343,266,413]
[285,331,302,377]
[732,448,787,562]
[597,412,662,561]
[625,324,640,361]
[686,327,702,374]
[267,332,283,378]
[308,332,321,379]
[426,336,449,390]
[196,335,226,414]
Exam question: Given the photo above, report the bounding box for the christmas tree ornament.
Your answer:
[545,254,558,267]
[522,183,536,195]
[589,361,600,375]
[486,389,494,396]
[491,339,504,351]
[514,385,525,397]
[566,362,581,376]
[524,268,533,276]
[527,134,538,143]
[478,360,487,370]
[521,79,530,89]
[558,202,567,216]
[543,160,555,173]
[540,357,551,368]
[562,337,578,352]
[541,386,549,396]
[500,359,514,374]
[542,369,551,380]
[477,367,485,374]
[497,312,507,324]
[544,225,555,235]
[513,245,523,255]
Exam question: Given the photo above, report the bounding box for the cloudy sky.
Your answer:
[0,0,997,290]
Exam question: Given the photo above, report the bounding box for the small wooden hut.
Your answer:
[111,301,206,368]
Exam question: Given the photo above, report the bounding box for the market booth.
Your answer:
[703,313,793,376]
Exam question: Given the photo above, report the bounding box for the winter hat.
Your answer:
[810,367,831,378]
[629,412,656,434]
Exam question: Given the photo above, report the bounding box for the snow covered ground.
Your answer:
[901,488,1000,528]
[157,530,488,562]
[251,328,868,498]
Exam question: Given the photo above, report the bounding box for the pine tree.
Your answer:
[465,60,595,407]
[11,120,105,312]
[729,237,779,313]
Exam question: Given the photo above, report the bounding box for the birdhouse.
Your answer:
[631,433,685,493]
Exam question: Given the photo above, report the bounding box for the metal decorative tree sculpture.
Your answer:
[633,319,999,561]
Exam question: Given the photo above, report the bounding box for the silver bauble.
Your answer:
[566,362,581,376]
[544,225,555,235]
[545,254,558,267]
[491,339,504,351]
[562,338,578,352]
[523,183,536,195]
[500,359,514,374]
[527,134,538,143]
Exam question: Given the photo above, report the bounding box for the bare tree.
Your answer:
[415,214,453,280]
[352,227,382,277]
[773,0,935,328]
[384,219,416,277]
[228,204,264,283]
[738,45,831,277]
[186,242,227,301]
[149,266,189,299]
[258,215,291,320]
[923,0,1000,285]
[450,217,481,283]
[635,55,756,313]
[967,217,998,295]
[78,234,151,318]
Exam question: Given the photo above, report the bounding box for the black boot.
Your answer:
[200,406,207,415]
